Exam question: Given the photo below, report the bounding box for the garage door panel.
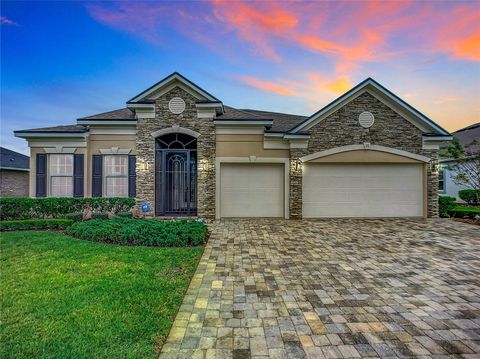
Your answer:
[220,163,284,218]
[303,163,423,218]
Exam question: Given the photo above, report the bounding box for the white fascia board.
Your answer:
[423,136,453,141]
[77,120,137,125]
[15,132,88,138]
[214,120,273,126]
[0,167,29,172]
[126,103,155,109]
[195,102,223,108]
[264,133,284,138]
[129,73,218,102]
[196,102,224,115]
[284,134,311,139]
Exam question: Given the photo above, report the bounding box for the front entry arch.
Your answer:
[155,133,197,216]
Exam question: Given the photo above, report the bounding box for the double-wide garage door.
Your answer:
[303,163,424,218]
[220,163,284,218]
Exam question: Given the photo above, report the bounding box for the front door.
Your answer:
[156,149,197,216]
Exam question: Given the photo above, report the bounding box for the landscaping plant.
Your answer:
[0,219,74,231]
[441,136,480,203]
[0,197,134,220]
[66,217,207,247]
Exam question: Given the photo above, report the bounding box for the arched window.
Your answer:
[155,133,196,150]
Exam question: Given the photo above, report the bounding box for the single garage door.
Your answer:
[220,163,284,218]
[303,163,423,218]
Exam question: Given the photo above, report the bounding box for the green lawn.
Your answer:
[0,231,203,358]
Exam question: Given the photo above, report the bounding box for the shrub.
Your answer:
[439,196,456,218]
[447,206,480,219]
[458,189,480,205]
[115,212,133,219]
[91,213,109,220]
[0,197,135,221]
[63,212,84,222]
[0,219,74,231]
[66,217,207,247]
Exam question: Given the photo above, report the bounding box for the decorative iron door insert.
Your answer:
[155,133,197,216]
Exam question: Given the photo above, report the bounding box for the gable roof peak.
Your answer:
[289,77,450,136]
[127,71,221,104]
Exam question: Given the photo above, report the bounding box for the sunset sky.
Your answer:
[2,0,479,154]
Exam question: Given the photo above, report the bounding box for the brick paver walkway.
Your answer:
[159,219,480,358]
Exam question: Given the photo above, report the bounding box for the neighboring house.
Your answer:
[0,147,30,197]
[14,72,451,218]
[439,123,480,201]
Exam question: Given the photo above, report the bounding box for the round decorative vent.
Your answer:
[358,111,375,128]
[168,97,186,114]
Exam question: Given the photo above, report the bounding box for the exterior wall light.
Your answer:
[139,159,149,171]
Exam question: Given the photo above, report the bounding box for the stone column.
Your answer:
[289,149,308,219]
[427,151,439,218]
[135,118,156,217]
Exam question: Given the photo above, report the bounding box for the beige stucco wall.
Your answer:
[85,134,137,197]
[308,150,424,163]
[216,134,289,158]
[28,147,87,197]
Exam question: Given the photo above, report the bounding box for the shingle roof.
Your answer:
[78,108,135,120]
[15,125,88,133]
[0,147,29,170]
[217,106,307,132]
[454,123,480,147]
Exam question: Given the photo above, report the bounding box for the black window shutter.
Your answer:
[128,155,136,198]
[92,155,103,197]
[36,153,47,197]
[73,154,84,197]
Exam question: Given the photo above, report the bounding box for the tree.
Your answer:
[441,136,480,202]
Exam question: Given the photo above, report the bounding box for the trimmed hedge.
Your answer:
[458,189,480,205]
[448,206,480,219]
[0,197,135,221]
[439,196,456,218]
[66,217,207,247]
[0,219,74,231]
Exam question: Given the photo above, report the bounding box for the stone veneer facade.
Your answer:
[135,87,439,220]
[289,92,439,219]
[135,86,216,218]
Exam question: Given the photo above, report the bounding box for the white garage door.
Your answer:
[220,163,284,218]
[303,163,423,218]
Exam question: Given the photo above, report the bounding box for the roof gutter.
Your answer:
[14,131,89,138]
[76,120,137,125]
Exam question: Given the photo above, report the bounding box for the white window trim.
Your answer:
[48,154,74,197]
[438,167,446,194]
[103,154,129,198]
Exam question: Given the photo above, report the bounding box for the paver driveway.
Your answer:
[159,219,480,359]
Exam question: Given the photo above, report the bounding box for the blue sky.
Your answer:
[2,1,479,155]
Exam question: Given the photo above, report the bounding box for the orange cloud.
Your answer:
[325,76,353,94]
[433,97,464,105]
[240,73,353,105]
[241,76,297,96]
[85,0,480,69]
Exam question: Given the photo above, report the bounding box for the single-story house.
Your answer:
[15,72,452,218]
[0,147,30,197]
[439,123,479,201]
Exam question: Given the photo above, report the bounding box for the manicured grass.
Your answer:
[0,231,203,358]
